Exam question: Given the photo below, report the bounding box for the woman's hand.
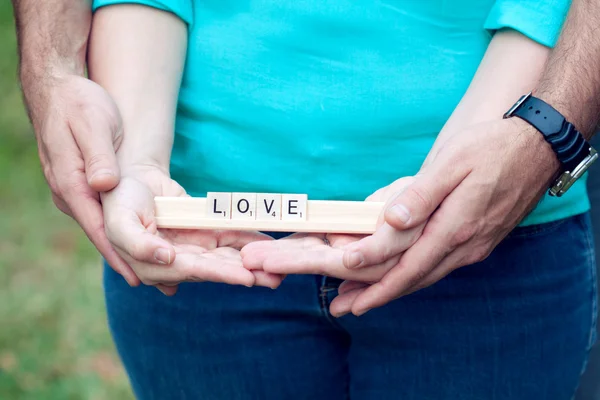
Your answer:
[102,165,283,295]
[241,178,424,301]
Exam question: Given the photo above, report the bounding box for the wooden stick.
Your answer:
[154,196,385,234]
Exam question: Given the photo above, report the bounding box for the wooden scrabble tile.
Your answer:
[232,193,257,220]
[256,193,282,220]
[281,194,307,220]
[206,192,232,219]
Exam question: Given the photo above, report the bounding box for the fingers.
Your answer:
[44,127,139,286]
[333,249,462,318]
[330,285,367,317]
[155,270,279,295]
[102,179,177,266]
[252,271,285,289]
[240,233,319,270]
[69,105,122,192]
[384,157,469,230]
[326,233,366,248]
[338,280,369,295]
[342,223,424,269]
[400,249,463,297]
[142,247,256,287]
[108,211,175,265]
[51,193,72,217]
[337,177,424,273]
[348,183,479,315]
[350,222,453,315]
[155,283,179,296]
[65,189,141,287]
[241,235,395,282]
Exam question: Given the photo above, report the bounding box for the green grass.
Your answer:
[0,3,134,399]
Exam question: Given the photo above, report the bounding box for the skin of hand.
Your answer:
[247,29,558,317]
[101,165,284,296]
[39,76,141,286]
[241,177,425,292]
[333,117,558,316]
[334,1,600,317]
[11,0,139,286]
[90,5,285,295]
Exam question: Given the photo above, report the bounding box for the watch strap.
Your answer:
[507,95,588,173]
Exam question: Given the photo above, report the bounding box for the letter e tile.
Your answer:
[282,194,307,221]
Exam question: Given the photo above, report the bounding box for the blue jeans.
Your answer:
[104,213,598,400]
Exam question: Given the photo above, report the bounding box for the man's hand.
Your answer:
[103,165,283,295]
[242,232,400,283]
[240,178,424,291]
[33,74,140,286]
[334,118,560,316]
[12,0,140,285]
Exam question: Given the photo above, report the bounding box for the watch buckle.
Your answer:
[549,147,598,197]
[503,92,532,119]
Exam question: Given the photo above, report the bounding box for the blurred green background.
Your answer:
[0,3,134,399]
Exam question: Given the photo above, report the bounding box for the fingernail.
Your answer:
[154,248,171,264]
[355,308,371,317]
[90,169,115,181]
[332,311,350,318]
[347,251,364,269]
[390,204,411,224]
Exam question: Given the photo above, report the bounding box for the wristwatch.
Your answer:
[503,92,598,197]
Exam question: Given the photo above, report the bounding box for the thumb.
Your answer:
[101,181,176,266]
[109,211,176,265]
[70,106,122,192]
[384,162,467,230]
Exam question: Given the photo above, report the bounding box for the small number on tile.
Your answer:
[257,194,282,220]
[232,193,257,220]
[282,194,307,221]
[207,192,232,219]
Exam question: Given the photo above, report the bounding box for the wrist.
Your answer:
[19,51,86,83]
[504,93,598,196]
[117,136,173,175]
[20,70,83,133]
[510,117,562,180]
[118,157,170,178]
[533,87,599,141]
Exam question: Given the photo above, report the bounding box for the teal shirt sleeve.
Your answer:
[484,0,571,47]
[92,0,193,26]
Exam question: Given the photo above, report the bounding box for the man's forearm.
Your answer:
[536,0,600,138]
[12,0,92,123]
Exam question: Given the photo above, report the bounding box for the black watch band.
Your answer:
[503,93,588,172]
[503,92,597,197]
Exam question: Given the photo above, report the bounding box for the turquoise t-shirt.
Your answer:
[93,0,587,226]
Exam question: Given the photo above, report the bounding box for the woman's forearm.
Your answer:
[424,29,551,165]
[87,5,187,171]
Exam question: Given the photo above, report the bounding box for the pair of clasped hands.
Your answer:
[34,29,562,318]
[97,116,551,318]
[44,78,556,318]
[103,167,427,317]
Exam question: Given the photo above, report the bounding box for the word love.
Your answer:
[207,192,307,221]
